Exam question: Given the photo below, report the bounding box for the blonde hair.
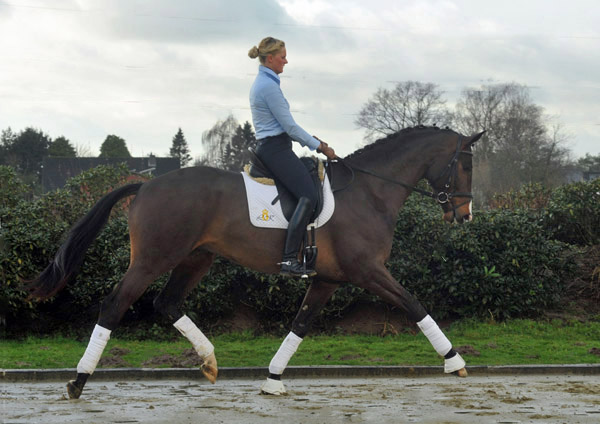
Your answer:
[248,37,285,65]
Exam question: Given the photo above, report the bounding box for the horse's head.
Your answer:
[426,131,485,224]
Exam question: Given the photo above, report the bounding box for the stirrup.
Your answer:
[279,259,316,278]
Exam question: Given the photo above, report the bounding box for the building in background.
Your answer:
[41,155,180,192]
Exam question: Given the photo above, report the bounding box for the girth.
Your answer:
[247,147,325,222]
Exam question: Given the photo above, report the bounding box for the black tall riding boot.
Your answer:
[280,197,316,278]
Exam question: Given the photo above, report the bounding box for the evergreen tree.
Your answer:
[169,128,192,166]
[48,136,76,157]
[4,127,51,175]
[577,153,600,172]
[222,121,255,171]
[99,135,131,158]
[0,127,17,166]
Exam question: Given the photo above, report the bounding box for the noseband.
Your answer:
[431,136,473,213]
[334,135,473,212]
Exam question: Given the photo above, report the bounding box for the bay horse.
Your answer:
[28,126,484,399]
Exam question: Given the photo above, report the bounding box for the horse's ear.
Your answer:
[464,130,485,149]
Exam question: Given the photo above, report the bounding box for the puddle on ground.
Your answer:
[3,374,600,423]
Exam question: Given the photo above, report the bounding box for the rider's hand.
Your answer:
[316,139,337,160]
[323,146,337,160]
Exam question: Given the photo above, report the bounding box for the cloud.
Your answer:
[0,4,12,20]
[90,0,293,44]
[0,0,598,159]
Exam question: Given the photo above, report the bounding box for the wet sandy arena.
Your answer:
[2,374,600,424]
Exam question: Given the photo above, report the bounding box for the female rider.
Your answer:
[248,36,337,277]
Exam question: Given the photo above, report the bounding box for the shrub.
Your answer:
[0,166,29,211]
[489,179,600,246]
[0,167,588,335]
[489,182,551,210]
[0,164,134,331]
[389,196,574,320]
[543,178,600,245]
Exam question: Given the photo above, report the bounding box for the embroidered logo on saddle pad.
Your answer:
[241,168,335,229]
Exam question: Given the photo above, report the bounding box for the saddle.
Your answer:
[247,148,325,222]
[247,147,326,272]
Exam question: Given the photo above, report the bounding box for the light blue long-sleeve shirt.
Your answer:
[249,65,320,151]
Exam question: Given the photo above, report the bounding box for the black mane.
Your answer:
[346,126,458,160]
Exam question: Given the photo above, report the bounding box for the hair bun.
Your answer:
[248,46,260,59]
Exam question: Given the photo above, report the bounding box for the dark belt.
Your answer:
[257,133,291,146]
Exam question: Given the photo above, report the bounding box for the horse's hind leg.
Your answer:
[153,249,218,383]
[261,279,339,395]
[67,264,164,399]
[358,266,467,377]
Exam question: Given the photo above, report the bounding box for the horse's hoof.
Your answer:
[201,364,218,384]
[260,377,287,396]
[66,380,82,399]
[201,352,218,384]
[454,368,468,378]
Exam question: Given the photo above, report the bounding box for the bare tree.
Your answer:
[75,142,94,157]
[197,115,239,168]
[454,83,572,203]
[195,115,255,171]
[355,81,451,141]
[540,120,572,185]
[454,84,513,163]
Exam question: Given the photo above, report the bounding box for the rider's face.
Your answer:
[267,48,287,74]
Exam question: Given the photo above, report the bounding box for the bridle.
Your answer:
[331,135,473,214]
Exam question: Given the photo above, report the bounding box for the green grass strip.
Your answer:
[2,319,599,369]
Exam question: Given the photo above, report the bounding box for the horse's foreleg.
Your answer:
[153,250,218,383]
[359,267,467,377]
[416,315,467,376]
[67,264,162,399]
[261,280,339,395]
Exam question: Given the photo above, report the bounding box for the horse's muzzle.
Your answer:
[460,213,473,223]
[443,211,472,224]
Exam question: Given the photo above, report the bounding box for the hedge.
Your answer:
[0,166,594,336]
[490,180,600,246]
[389,197,572,320]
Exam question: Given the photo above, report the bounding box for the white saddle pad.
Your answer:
[241,171,335,229]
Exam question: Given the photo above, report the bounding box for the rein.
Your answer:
[330,135,473,208]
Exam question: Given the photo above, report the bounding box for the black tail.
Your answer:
[27,183,143,300]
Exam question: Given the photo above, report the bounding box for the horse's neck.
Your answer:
[349,140,431,213]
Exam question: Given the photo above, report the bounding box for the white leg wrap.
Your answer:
[445,352,466,373]
[268,332,302,375]
[77,324,111,375]
[173,315,214,359]
[261,377,287,395]
[417,315,452,357]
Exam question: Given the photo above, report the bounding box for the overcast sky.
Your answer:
[1,0,598,160]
